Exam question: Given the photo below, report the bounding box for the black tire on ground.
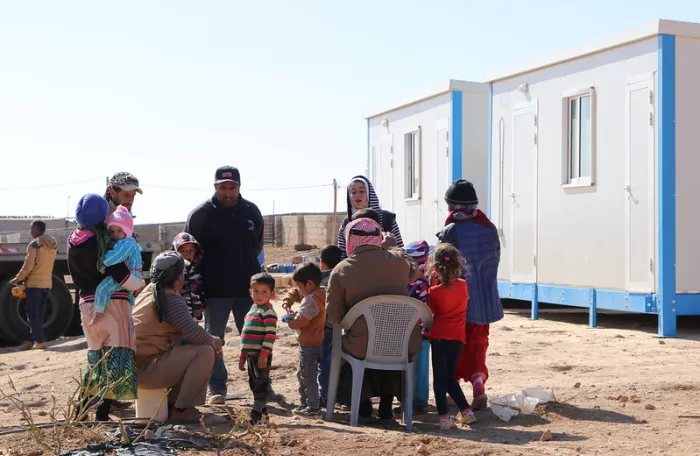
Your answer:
[0,275,74,344]
[63,289,84,337]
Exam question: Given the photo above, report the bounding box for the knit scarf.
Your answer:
[445,208,495,230]
[84,225,114,273]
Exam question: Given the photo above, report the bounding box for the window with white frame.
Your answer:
[404,130,420,199]
[564,88,595,185]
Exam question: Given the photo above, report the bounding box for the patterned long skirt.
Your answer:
[80,298,137,400]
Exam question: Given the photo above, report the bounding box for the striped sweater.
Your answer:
[240,302,278,357]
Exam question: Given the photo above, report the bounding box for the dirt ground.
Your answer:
[1,250,700,455]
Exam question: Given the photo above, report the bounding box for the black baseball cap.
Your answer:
[215,166,240,185]
[109,172,143,194]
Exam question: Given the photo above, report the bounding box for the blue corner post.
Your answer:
[589,290,598,328]
[657,34,677,337]
[530,285,539,320]
[450,91,463,182]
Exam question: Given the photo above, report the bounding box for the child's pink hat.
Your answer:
[106,205,134,238]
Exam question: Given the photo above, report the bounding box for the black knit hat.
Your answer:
[445,179,478,205]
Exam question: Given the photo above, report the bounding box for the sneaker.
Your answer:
[208,394,226,405]
[292,405,307,414]
[340,404,351,411]
[249,409,263,425]
[32,342,46,350]
[295,407,322,417]
[250,408,270,426]
[439,416,456,430]
[458,410,477,425]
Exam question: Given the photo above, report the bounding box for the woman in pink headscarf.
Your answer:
[326,214,422,424]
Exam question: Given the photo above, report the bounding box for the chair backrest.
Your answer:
[340,295,433,365]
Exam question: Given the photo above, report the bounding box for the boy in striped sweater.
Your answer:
[238,273,278,425]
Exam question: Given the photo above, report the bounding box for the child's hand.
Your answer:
[282,302,293,313]
[90,312,104,327]
[257,354,268,369]
[281,312,296,323]
[238,356,246,371]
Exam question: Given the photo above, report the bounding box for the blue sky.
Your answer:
[0,0,696,224]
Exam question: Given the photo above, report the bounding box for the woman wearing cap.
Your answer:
[337,175,403,259]
[437,179,502,411]
[326,217,422,424]
[67,193,139,422]
[133,252,224,423]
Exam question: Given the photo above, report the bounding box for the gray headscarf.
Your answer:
[150,252,187,322]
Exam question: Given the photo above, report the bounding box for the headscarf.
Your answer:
[343,217,383,257]
[346,175,381,218]
[406,240,431,303]
[75,193,113,273]
[149,252,187,322]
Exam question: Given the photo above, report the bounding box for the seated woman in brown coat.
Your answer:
[326,216,422,423]
[133,252,224,423]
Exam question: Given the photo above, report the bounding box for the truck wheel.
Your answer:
[0,275,74,344]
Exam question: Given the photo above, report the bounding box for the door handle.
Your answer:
[624,185,631,192]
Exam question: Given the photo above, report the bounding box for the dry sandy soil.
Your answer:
[1,250,699,455]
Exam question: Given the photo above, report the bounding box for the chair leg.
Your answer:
[325,355,341,421]
[349,362,364,427]
[404,363,414,430]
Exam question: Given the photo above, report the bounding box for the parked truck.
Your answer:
[0,222,194,344]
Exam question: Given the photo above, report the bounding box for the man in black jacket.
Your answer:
[185,166,271,405]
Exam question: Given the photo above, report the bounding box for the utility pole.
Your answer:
[332,179,338,244]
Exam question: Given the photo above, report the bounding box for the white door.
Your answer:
[510,101,538,283]
[435,122,450,233]
[379,135,394,210]
[625,77,655,292]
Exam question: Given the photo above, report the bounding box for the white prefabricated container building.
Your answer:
[366,80,489,244]
[487,19,700,337]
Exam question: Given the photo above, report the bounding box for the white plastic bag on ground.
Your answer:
[490,387,554,422]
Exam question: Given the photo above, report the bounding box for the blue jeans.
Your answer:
[25,288,50,343]
[205,296,254,395]
[318,327,333,400]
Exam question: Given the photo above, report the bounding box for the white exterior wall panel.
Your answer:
[491,38,658,290]
[675,36,700,293]
[368,95,451,244]
[461,91,490,216]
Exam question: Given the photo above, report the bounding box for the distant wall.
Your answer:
[264,212,344,247]
[0,218,71,234]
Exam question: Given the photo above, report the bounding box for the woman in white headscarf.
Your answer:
[337,175,403,259]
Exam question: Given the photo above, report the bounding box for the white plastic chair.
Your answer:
[325,295,432,430]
